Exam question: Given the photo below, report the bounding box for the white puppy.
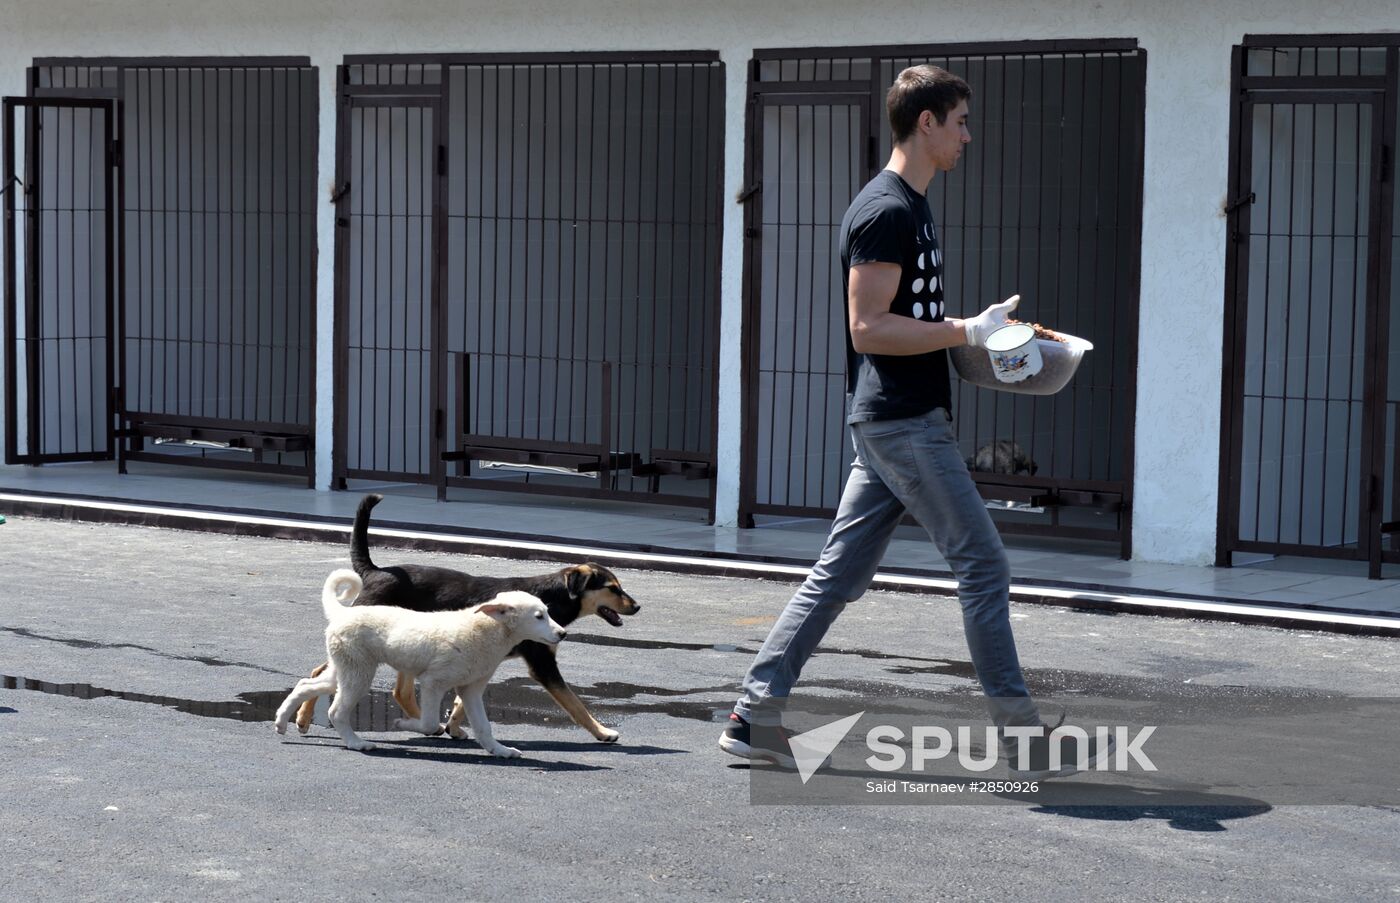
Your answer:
[274,569,567,756]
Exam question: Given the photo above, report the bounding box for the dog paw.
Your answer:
[274,721,287,735]
[487,744,522,759]
[296,721,311,736]
[393,717,415,732]
[446,725,469,741]
[596,728,620,744]
[346,739,377,752]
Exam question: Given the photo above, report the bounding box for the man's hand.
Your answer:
[963,294,1021,348]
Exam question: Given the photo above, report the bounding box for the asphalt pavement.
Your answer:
[2,515,1398,901]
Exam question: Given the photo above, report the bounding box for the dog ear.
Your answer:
[476,601,510,618]
[566,565,592,598]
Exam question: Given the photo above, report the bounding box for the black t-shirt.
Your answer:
[838,169,951,423]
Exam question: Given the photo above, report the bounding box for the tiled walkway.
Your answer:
[3,459,1397,630]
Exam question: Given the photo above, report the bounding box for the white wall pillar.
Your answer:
[313,59,338,490]
[712,48,750,527]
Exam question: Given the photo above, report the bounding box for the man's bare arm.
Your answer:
[847,262,967,355]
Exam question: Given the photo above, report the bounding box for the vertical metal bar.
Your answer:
[815,99,834,502]
[661,63,677,458]
[432,89,447,492]
[174,67,184,419]
[1253,103,1276,545]
[589,65,607,459]
[278,68,288,431]
[1340,100,1362,550]
[613,62,628,489]
[1317,102,1339,548]
[638,61,652,477]
[1302,98,1319,546]
[63,101,75,452]
[1274,100,1299,547]
[402,102,413,473]
[103,100,116,458]
[681,62,696,456]
[1007,54,1024,470]
[332,68,349,486]
[548,62,564,448]
[974,55,993,472]
[257,68,268,430]
[25,97,41,457]
[527,63,537,445]
[356,90,370,476]
[1070,52,1092,478]
[770,100,783,507]
[1120,48,1145,560]
[193,68,204,427]
[358,101,370,473]
[599,358,612,491]
[641,63,655,479]
[487,65,499,444]
[567,64,580,440]
[543,62,554,442]
[3,99,16,462]
[1381,47,1400,564]
[473,64,486,445]
[1028,54,1046,480]
[504,67,516,443]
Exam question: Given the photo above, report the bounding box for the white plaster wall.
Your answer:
[2,0,1396,565]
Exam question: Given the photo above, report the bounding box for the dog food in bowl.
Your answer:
[949,324,1093,396]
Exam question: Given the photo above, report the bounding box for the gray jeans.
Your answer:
[736,408,1039,729]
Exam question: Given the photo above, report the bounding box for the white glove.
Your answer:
[963,294,1021,348]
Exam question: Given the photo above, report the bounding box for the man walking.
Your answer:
[720,65,1106,778]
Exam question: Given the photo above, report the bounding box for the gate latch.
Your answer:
[1223,191,1255,215]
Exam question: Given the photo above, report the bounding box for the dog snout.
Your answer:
[557,628,568,640]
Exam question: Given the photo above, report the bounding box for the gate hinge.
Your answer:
[437,144,447,177]
[744,227,760,239]
[434,408,445,439]
[329,181,351,204]
[1224,191,1255,215]
[735,182,761,204]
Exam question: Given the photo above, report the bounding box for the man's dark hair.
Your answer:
[886,65,972,143]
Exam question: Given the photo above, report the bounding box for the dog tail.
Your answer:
[321,569,363,621]
[349,493,384,576]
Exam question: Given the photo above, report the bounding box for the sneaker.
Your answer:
[1005,719,1117,780]
[718,713,796,768]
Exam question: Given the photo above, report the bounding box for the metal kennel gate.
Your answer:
[739,41,1146,558]
[5,58,320,482]
[2,96,117,463]
[333,55,724,517]
[1218,37,1399,578]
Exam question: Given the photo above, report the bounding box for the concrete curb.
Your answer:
[4,488,1398,638]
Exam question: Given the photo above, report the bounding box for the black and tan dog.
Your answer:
[293,493,641,743]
